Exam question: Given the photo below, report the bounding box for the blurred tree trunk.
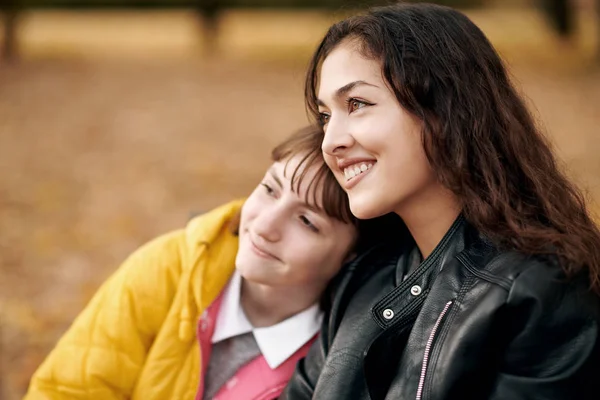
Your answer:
[597,0,600,62]
[196,0,220,55]
[542,0,575,38]
[1,0,19,62]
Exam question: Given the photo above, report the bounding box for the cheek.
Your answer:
[323,153,336,170]
[384,143,431,185]
[400,131,433,177]
[239,197,260,231]
[289,239,349,277]
[324,153,344,181]
[282,237,329,273]
[381,113,430,174]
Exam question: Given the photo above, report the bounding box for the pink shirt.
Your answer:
[195,275,319,400]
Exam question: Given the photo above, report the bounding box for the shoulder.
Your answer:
[184,199,244,248]
[456,226,600,318]
[116,229,188,288]
[503,256,600,324]
[490,254,600,380]
[117,199,244,288]
[462,238,600,323]
[459,240,600,377]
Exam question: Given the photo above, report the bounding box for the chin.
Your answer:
[235,252,254,278]
[349,198,389,220]
[236,262,262,282]
[235,255,274,286]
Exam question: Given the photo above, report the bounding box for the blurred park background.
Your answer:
[1,0,599,398]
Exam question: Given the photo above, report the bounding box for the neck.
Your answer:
[240,278,324,328]
[396,184,461,259]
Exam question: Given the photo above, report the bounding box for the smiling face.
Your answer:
[235,154,358,290]
[316,41,440,220]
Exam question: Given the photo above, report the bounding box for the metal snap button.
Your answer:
[382,308,394,320]
[411,285,422,296]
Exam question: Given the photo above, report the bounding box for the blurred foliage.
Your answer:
[12,0,486,9]
[1,2,597,399]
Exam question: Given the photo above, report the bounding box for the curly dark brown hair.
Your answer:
[305,2,600,294]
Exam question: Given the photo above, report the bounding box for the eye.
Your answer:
[299,215,319,233]
[346,98,371,113]
[261,183,275,197]
[318,112,330,126]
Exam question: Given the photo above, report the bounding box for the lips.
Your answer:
[336,158,377,180]
[343,162,374,181]
[249,237,279,260]
[334,157,377,189]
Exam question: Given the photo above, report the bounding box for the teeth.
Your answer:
[343,163,374,181]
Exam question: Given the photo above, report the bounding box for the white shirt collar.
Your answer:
[211,270,323,369]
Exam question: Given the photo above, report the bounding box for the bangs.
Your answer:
[273,126,355,225]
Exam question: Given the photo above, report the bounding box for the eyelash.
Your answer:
[299,215,319,233]
[345,97,372,112]
[318,97,373,125]
[261,183,320,233]
[261,183,275,196]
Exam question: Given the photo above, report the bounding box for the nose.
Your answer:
[252,205,283,243]
[321,116,355,156]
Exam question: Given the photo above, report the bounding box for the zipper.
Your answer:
[415,300,453,400]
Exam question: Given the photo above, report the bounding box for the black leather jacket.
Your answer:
[282,216,600,399]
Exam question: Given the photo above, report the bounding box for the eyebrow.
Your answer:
[316,80,379,107]
[267,167,283,189]
[268,166,325,216]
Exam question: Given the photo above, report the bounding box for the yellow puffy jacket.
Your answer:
[25,199,244,400]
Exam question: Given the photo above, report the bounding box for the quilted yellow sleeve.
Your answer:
[24,229,187,400]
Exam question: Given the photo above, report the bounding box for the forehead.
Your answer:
[271,155,324,209]
[318,43,383,98]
